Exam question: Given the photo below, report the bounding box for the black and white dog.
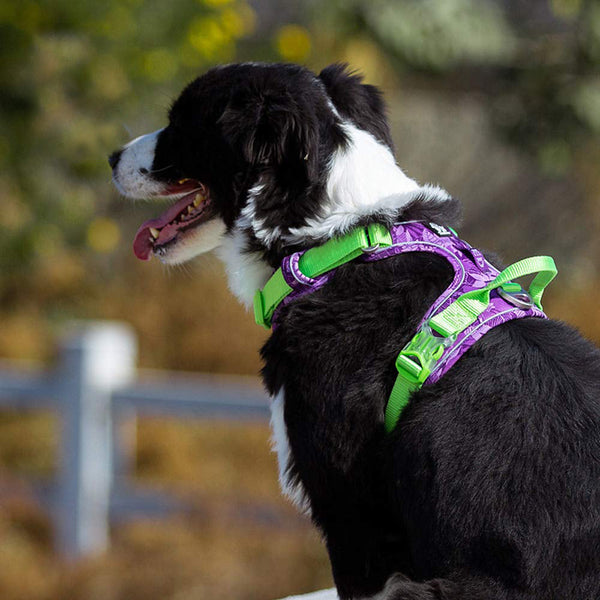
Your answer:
[110,63,600,599]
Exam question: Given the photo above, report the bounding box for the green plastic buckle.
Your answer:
[395,324,453,385]
[365,223,393,250]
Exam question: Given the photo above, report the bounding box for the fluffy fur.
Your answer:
[110,62,600,599]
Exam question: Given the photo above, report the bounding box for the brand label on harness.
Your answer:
[425,222,453,237]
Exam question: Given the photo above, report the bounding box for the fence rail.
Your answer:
[0,321,270,560]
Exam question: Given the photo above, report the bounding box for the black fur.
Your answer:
[262,211,600,598]
[112,63,600,599]
[147,63,388,266]
[319,63,394,151]
[261,197,600,600]
[152,64,347,248]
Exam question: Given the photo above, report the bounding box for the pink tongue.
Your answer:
[133,192,198,260]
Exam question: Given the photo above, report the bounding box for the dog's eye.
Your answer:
[139,168,149,174]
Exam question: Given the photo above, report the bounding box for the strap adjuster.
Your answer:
[385,323,454,432]
[254,224,393,330]
[363,223,392,253]
[395,324,454,385]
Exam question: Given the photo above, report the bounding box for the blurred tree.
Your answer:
[0,0,256,280]
[0,0,269,365]
[0,0,599,364]
[315,0,600,166]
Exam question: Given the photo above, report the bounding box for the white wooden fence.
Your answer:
[0,321,270,560]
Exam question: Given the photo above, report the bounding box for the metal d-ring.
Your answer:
[291,264,309,285]
[497,286,534,310]
[361,243,380,254]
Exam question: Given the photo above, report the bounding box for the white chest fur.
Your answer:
[270,390,312,515]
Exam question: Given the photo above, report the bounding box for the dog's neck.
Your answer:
[284,122,425,242]
[218,123,453,309]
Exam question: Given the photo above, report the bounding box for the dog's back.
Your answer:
[262,205,600,599]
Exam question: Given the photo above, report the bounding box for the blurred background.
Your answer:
[0,0,599,598]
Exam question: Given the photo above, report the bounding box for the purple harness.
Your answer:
[275,221,547,385]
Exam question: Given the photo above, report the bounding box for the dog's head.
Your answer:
[110,62,445,303]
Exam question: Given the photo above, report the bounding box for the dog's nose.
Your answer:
[108,150,122,170]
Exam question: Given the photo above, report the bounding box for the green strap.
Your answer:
[429,256,557,337]
[386,376,418,430]
[254,269,293,328]
[384,324,450,432]
[254,223,392,328]
[385,255,557,432]
[253,225,558,435]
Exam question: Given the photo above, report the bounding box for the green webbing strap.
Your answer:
[429,256,557,337]
[254,223,393,328]
[384,255,557,432]
[254,225,558,435]
[385,324,449,433]
[254,269,293,328]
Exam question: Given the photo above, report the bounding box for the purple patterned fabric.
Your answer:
[276,251,334,322]
[361,221,547,383]
[273,221,547,385]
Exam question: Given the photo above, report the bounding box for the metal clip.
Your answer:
[497,284,534,310]
[361,243,380,254]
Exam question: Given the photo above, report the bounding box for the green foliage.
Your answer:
[0,0,255,279]
[321,0,517,70]
[319,0,600,162]
[0,0,598,364]
[0,0,266,367]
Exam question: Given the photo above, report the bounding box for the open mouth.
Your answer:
[133,180,214,260]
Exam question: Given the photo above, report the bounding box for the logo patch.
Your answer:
[425,222,453,237]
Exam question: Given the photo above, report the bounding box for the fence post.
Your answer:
[55,321,137,559]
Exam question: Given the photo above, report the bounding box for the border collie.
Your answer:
[110,63,600,599]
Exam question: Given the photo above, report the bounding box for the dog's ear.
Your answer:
[319,63,394,151]
[218,87,319,179]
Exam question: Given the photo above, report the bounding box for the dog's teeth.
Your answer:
[149,227,159,239]
[193,194,202,207]
[177,178,191,185]
[187,205,194,214]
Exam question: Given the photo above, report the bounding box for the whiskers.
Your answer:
[148,164,174,175]
[158,255,196,280]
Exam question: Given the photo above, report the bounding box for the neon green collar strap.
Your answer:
[253,223,393,329]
